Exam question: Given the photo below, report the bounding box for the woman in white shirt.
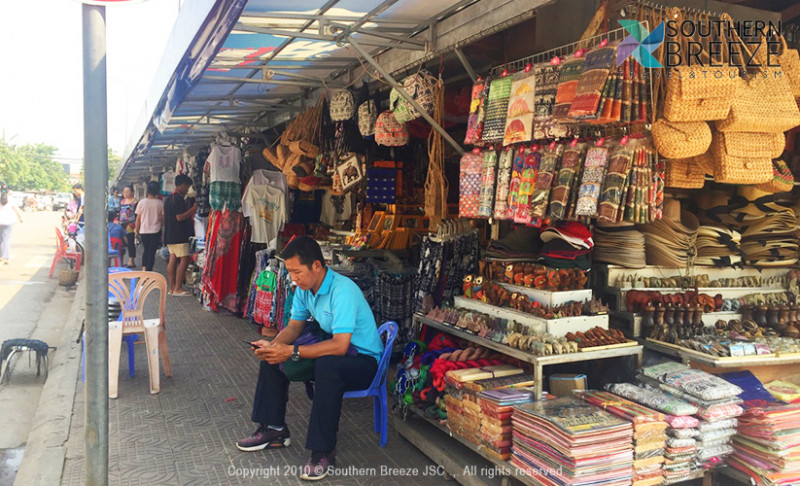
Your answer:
[0,189,24,264]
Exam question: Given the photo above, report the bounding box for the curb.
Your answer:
[14,278,86,486]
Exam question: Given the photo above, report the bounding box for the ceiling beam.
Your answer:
[200,74,330,88]
[234,23,426,50]
[240,11,422,25]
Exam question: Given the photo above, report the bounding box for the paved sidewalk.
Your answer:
[59,268,442,486]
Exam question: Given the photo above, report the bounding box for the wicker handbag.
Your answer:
[329,89,356,121]
[663,10,738,122]
[711,132,773,184]
[714,131,785,159]
[652,119,711,159]
[756,159,795,193]
[715,75,800,133]
[665,158,706,189]
[755,32,800,98]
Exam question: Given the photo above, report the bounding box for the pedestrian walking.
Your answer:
[0,187,24,264]
[135,181,164,271]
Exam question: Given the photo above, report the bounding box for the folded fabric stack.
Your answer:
[605,382,700,484]
[484,226,541,259]
[511,397,634,486]
[695,225,742,268]
[444,366,524,447]
[639,200,699,268]
[578,390,667,486]
[539,221,594,271]
[728,402,800,486]
[478,387,535,461]
[640,362,743,474]
[593,224,646,268]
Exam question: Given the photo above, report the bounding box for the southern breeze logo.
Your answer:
[663,18,784,69]
[618,20,665,68]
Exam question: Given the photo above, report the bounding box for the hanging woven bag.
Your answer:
[710,131,772,184]
[665,158,706,189]
[652,119,711,159]
[663,10,738,122]
[754,30,800,98]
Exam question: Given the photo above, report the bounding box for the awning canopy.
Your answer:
[116,0,495,184]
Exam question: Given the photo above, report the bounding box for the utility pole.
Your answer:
[82,3,109,485]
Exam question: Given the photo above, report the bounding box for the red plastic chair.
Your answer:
[109,237,123,267]
[49,228,82,278]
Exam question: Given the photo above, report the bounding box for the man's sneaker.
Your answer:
[299,450,336,481]
[236,425,291,452]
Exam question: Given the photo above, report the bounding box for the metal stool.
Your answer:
[0,339,52,384]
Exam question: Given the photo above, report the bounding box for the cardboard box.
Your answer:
[548,373,587,398]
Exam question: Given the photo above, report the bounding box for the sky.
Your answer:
[0,0,182,169]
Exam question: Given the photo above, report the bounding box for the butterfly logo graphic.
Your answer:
[617,21,665,68]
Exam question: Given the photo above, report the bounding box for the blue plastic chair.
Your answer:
[343,321,398,447]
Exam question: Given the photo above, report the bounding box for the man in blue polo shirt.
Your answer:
[237,236,383,481]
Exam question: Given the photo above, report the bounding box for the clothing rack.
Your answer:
[490,25,636,76]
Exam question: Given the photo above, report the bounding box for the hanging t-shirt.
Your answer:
[161,170,176,195]
[134,182,146,201]
[205,144,242,183]
[320,191,353,226]
[242,184,286,247]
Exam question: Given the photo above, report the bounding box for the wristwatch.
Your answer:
[291,344,301,362]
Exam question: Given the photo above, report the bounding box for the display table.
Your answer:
[645,338,800,383]
[414,314,642,401]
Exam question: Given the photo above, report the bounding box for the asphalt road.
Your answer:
[0,210,76,486]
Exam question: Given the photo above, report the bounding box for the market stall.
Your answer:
[112,0,800,484]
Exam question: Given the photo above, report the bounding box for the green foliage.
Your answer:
[108,148,121,183]
[0,141,70,191]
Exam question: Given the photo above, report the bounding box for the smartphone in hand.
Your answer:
[244,340,260,349]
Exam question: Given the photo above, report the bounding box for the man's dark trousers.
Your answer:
[251,354,378,452]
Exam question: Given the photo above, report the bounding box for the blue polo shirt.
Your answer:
[291,268,383,361]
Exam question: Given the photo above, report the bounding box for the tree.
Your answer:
[0,141,69,191]
[108,148,121,184]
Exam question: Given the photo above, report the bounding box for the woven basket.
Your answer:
[276,144,291,170]
[652,119,711,159]
[711,132,772,184]
[755,33,800,98]
[289,140,319,159]
[665,158,706,189]
[663,66,738,122]
[756,159,795,193]
[262,145,279,167]
[696,152,714,175]
[714,131,785,159]
[58,268,79,287]
[286,174,300,189]
[716,75,800,133]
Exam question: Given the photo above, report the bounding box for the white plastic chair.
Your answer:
[107,271,172,398]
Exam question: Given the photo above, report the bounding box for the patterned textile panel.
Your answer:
[481,76,514,144]
[503,73,536,146]
[568,43,618,119]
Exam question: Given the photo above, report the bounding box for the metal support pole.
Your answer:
[82,4,109,486]
[453,47,478,83]
[345,37,465,155]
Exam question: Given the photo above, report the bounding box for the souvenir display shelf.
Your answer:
[594,264,793,337]
[452,296,608,336]
[414,314,642,401]
[645,338,800,368]
[491,281,593,306]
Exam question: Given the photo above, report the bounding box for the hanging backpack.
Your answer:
[357,100,377,137]
[375,110,409,147]
[389,71,437,123]
[329,89,356,121]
